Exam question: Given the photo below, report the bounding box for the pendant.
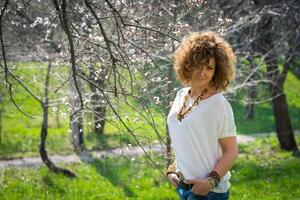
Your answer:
[177,114,183,122]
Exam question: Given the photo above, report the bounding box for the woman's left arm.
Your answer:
[184,136,238,195]
[213,136,238,178]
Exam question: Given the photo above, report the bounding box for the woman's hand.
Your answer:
[183,178,212,195]
[167,173,179,188]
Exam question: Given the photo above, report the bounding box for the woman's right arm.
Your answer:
[166,160,180,188]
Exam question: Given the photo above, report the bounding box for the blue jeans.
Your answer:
[176,184,230,200]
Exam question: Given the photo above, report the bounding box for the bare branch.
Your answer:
[0,0,9,87]
[84,0,118,97]
[52,0,84,117]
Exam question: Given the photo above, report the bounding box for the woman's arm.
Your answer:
[213,136,238,178]
[166,160,180,188]
[184,136,238,195]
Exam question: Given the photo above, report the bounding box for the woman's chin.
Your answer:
[196,79,208,85]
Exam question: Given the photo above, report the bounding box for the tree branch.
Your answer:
[0,0,9,87]
[84,0,118,97]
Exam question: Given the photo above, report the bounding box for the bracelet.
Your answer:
[207,177,217,188]
[208,170,221,187]
[166,161,177,177]
[166,171,179,177]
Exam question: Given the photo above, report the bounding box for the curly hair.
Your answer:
[172,31,236,91]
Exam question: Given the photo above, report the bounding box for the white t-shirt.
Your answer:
[167,87,237,193]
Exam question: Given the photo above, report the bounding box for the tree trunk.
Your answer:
[90,90,106,135]
[89,68,107,135]
[255,15,298,153]
[40,62,75,177]
[245,59,257,120]
[165,60,174,167]
[267,60,298,152]
[0,109,2,143]
[70,111,84,151]
[0,92,2,143]
[69,68,84,152]
[165,0,178,167]
[93,96,106,135]
[245,85,256,119]
[271,92,297,151]
[56,104,61,128]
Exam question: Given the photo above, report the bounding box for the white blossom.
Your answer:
[153,96,160,105]
[30,17,43,28]
[129,49,135,54]
[61,112,67,118]
[42,18,50,26]
[133,118,139,122]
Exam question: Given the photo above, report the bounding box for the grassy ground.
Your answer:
[0,134,299,200]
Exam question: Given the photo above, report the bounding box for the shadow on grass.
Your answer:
[42,175,66,194]
[92,158,135,197]
[77,151,137,198]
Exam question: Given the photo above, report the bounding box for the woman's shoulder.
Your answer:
[212,93,235,114]
[176,87,190,96]
[177,87,191,94]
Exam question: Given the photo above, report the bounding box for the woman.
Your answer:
[166,31,238,200]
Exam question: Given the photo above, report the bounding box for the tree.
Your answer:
[40,62,75,177]
[226,0,299,153]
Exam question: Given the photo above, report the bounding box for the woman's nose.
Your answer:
[198,68,207,75]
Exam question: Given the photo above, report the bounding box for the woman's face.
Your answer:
[191,57,216,88]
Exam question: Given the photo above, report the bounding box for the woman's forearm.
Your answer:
[213,150,238,179]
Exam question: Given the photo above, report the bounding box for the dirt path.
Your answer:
[0,134,257,169]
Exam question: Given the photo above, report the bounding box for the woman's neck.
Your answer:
[189,84,216,99]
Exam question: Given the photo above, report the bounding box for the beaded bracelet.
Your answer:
[208,170,221,187]
[166,161,177,177]
[207,177,216,188]
[166,171,180,177]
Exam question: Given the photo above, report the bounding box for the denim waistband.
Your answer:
[178,178,193,190]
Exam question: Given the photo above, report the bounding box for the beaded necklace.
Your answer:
[177,88,208,122]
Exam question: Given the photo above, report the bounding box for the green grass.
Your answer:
[0,155,177,200]
[0,135,299,200]
[230,135,300,200]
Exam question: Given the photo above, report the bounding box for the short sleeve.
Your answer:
[218,100,237,139]
[170,88,186,109]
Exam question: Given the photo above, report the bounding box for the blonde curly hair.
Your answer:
[172,31,236,91]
